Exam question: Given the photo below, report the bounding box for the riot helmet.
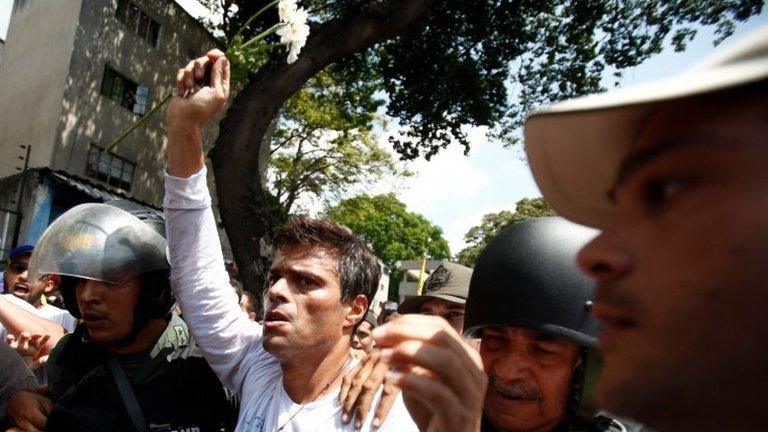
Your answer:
[463,216,599,346]
[28,199,174,342]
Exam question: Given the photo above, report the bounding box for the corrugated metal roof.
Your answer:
[45,169,160,211]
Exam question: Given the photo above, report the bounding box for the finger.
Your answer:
[6,334,16,345]
[183,64,195,94]
[385,371,466,427]
[210,56,230,99]
[205,49,226,62]
[19,333,31,354]
[341,354,379,422]
[37,334,51,350]
[20,407,47,431]
[176,68,186,96]
[372,381,401,429]
[381,340,485,401]
[39,394,54,415]
[36,335,52,357]
[193,57,207,81]
[220,56,230,97]
[374,315,461,347]
[339,360,363,404]
[34,355,49,371]
[354,360,388,428]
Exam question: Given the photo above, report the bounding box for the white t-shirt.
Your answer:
[37,304,77,333]
[164,167,418,432]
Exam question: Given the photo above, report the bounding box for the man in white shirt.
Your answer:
[164,49,417,432]
[2,245,76,334]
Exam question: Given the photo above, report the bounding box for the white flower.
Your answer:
[276,7,309,63]
[277,0,298,23]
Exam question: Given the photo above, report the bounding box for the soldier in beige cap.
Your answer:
[398,261,473,333]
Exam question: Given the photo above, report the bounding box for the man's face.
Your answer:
[3,254,41,306]
[352,321,375,353]
[576,93,768,427]
[418,298,465,333]
[263,243,361,358]
[76,277,142,347]
[480,326,579,432]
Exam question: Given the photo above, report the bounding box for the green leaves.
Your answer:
[456,198,555,266]
[268,67,402,214]
[226,35,273,84]
[327,194,451,269]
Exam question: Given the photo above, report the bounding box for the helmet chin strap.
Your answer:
[113,309,151,348]
[557,348,588,432]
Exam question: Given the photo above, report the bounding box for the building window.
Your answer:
[86,145,136,191]
[101,65,150,115]
[115,0,161,47]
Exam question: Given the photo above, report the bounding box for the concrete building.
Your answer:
[0,0,221,255]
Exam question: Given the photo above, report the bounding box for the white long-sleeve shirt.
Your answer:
[164,167,417,432]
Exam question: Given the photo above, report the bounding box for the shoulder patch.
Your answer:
[173,325,188,346]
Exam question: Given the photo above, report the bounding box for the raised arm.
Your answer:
[0,295,65,355]
[164,50,265,394]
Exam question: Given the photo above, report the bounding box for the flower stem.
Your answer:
[104,91,173,153]
[240,23,285,51]
[105,0,282,152]
[226,0,280,52]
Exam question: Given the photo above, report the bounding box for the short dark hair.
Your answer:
[274,216,381,304]
[241,291,258,315]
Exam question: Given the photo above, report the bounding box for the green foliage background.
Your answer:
[457,198,555,266]
[327,194,451,298]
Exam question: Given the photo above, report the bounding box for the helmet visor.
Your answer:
[28,203,168,285]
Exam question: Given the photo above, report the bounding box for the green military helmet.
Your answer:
[463,216,599,347]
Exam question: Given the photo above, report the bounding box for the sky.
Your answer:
[2,1,767,253]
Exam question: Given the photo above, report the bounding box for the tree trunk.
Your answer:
[209,0,437,308]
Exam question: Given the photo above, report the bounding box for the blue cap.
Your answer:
[9,244,34,261]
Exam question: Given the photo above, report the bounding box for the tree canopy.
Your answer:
[456,198,555,266]
[268,69,406,214]
[327,194,451,270]
[199,0,763,293]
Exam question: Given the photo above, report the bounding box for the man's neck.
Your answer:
[281,338,351,404]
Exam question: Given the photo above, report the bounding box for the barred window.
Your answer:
[86,144,136,191]
[101,65,150,115]
[115,0,161,47]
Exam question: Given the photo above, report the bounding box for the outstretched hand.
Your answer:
[6,332,51,370]
[373,315,487,432]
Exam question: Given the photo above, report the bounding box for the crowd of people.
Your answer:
[0,23,765,432]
